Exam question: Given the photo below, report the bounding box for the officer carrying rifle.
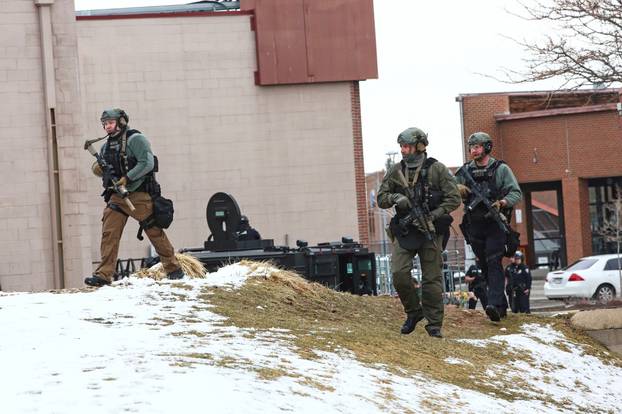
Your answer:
[83,108,183,287]
[456,132,522,322]
[377,127,460,338]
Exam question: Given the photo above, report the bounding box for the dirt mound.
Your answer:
[201,263,617,404]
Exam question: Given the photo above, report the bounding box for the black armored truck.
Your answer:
[179,193,377,295]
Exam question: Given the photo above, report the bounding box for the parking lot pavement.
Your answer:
[530,279,561,312]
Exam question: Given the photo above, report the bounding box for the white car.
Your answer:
[544,254,622,303]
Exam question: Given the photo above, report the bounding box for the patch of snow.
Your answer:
[444,357,471,366]
[459,323,622,412]
[1,263,621,413]
[203,262,253,288]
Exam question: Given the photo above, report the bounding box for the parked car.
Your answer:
[544,254,622,303]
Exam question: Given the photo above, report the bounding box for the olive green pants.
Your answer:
[94,192,180,282]
[391,235,444,327]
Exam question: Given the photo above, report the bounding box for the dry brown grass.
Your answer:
[133,253,206,280]
[200,264,621,406]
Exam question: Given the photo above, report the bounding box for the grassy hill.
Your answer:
[1,260,621,413]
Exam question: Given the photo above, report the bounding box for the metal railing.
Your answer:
[375,249,468,302]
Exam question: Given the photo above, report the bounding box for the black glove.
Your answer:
[391,193,411,209]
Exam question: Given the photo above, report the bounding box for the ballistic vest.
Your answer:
[464,160,504,221]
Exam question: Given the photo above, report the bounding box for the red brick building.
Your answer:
[458,89,622,268]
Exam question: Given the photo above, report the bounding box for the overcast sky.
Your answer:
[74,0,561,172]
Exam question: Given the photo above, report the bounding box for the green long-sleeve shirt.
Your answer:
[100,131,155,192]
[456,157,522,207]
[377,158,461,220]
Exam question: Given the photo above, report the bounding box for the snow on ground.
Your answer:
[1,264,621,413]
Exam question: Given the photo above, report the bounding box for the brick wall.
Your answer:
[351,81,369,245]
[460,94,509,161]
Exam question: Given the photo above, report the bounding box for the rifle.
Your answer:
[84,136,135,212]
[455,166,509,234]
[396,185,436,245]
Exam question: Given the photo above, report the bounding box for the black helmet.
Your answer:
[100,108,129,128]
[240,215,249,225]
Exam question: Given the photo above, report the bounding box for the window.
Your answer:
[565,259,598,271]
[604,258,622,271]
[588,177,622,255]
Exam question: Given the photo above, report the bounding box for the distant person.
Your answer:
[236,215,261,241]
[506,251,532,313]
[465,257,487,310]
[550,249,560,270]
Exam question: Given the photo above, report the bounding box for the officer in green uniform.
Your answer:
[377,127,461,338]
[85,108,183,287]
[456,132,522,321]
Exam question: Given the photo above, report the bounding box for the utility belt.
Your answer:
[389,212,453,250]
[460,212,520,258]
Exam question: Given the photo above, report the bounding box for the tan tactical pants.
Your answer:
[391,235,444,327]
[94,192,180,282]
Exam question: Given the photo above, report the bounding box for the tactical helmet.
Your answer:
[467,132,493,154]
[397,127,428,147]
[240,215,249,225]
[100,108,129,128]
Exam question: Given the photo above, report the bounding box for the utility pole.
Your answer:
[385,151,397,171]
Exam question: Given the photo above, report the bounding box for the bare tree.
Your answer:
[508,0,622,88]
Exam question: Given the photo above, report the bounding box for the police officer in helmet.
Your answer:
[85,108,183,287]
[507,251,531,313]
[377,127,461,338]
[456,132,522,321]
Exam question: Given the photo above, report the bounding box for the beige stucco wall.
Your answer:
[77,14,359,264]
[0,0,91,291]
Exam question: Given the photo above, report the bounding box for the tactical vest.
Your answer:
[390,157,453,250]
[102,129,159,197]
[396,157,443,218]
[464,160,504,221]
[102,129,139,183]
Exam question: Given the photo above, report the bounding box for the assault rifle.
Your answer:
[396,186,436,243]
[84,136,135,212]
[455,167,509,234]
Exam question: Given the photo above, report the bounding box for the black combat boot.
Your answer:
[84,275,111,287]
[400,315,424,335]
[485,305,501,322]
[167,267,184,280]
[425,325,443,338]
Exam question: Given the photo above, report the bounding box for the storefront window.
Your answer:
[589,177,622,255]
